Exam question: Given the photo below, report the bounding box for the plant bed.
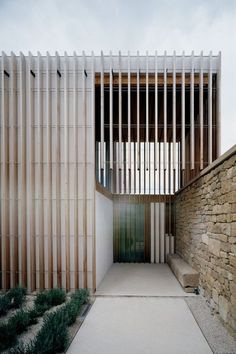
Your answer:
[8,289,90,354]
[0,288,66,352]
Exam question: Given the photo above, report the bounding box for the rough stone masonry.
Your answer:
[175,145,236,331]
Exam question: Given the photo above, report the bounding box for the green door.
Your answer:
[114,203,150,262]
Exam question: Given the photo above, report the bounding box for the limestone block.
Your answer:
[201,234,209,245]
[227,166,236,179]
[229,237,236,244]
[219,296,229,322]
[231,244,236,254]
[220,223,231,236]
[209,238,221,257]
[212,288,219,304]
[167,254,199,291]
[220,251,227,258]
[231,203,236,213]
[231,222,236,237]
[230,282,236,298]
[229,254,236,267]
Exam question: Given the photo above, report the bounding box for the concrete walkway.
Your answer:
[67,264,212,354]
[67,297,212,354]
[96,263,195,297]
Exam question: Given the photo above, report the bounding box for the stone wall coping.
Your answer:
[175,144,236,195]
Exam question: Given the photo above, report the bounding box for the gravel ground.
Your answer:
[185,296,236,354]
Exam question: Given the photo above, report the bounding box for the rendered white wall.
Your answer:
[95,191,113,288]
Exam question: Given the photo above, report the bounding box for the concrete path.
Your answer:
[67,297,212,354]
[67,264,213,354]
[96,263,195,297]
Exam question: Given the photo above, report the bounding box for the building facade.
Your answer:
[0,51,221,292]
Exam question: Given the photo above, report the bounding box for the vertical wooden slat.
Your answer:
[35,53,42,288]
[173,51,176,170]
[216,51,221,157]
[149,141,151,194]
[115,143,118,193]
[31,54,36,290]
[170,235,174,254]
[160,203,165,263]
[118,51,122,170]
[124,142,126,194]
[73,52,79,289]
[9,53,13,288]
[91,52,96,291]
[150,203,154,263]
[168,143,171,194]
[144,142,146,193]
[26,52,35,291]
[165,234,170,260]
[158,143,161,195]
[46,53,53,289]
[208,51,212,164]
[64,52,70,290]
[200,51,204,170]
[55,52,61,288]
[128,51,131,171]
[134,142,136,193]
[19,52,27,287]
[109,51,113,170]
[100,51,104,173]
[155,203,160,263]
[9,52,18,287]
[38,52,45,289]
[145,51,149,172]
[137,51,140,172]
[83,51,88,288]
[181,51,185,171]
[190,51,195,170]
[154,51,158,171]
[1,52,8,289]
[164,51,167,171]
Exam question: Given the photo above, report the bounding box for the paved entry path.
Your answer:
[67,265,212,354]
[95,263,194,297]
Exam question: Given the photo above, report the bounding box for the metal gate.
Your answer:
[113,200,175,263]
[113,203,150,262]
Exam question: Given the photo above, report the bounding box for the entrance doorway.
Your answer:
[113,202,150,262]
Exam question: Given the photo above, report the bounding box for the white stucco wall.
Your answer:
[95,191,113,288]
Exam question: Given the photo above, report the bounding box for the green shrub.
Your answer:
[71,288,89,306]
[35,288,66,309]
[0,322,17,351]
[8,309,31,334]
[0,308,31,350]
[35,292,49,306]
[27,308,39,325]
[47,288,66,306]
[32,310,69,354]
[63,301,78,326]
[0,294,11,316]
[0,286,26,317]
[7,286,27,308]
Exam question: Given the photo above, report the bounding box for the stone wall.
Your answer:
[175,145,236,330]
